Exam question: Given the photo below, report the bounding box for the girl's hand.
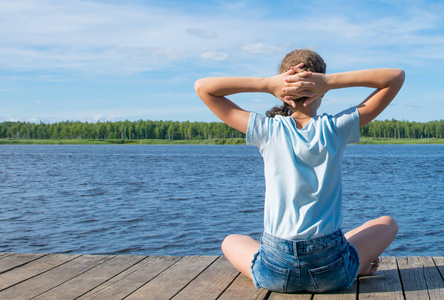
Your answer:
[267,63,315,108]
[284,70,329,107]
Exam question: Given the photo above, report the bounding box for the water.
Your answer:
[0,144,443,257]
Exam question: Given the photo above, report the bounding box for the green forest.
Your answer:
[1,118,443,141]
[0,120,245,140]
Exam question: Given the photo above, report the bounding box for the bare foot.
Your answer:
[360,257,380,276]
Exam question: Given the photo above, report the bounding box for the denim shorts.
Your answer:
[251,230,360,293]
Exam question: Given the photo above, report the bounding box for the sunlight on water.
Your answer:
[0,144,443,256]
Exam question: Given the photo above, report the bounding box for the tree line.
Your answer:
[0,119,443,140]
[0,120,245,140]
[360,119,444,139]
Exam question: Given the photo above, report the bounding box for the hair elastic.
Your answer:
[282,107,291,116]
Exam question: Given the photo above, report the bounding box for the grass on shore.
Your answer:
[355,137,444,144]
[1,137,443,145]
[0,138,247,145]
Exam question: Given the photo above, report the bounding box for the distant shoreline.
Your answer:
[1,137,443,145]
[355,137,444,144]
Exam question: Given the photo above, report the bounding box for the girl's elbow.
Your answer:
[387,69,405,89]
[394,69,405,85]
[397,69,405,81]
[194,79,204,93]
[194,79,208,101]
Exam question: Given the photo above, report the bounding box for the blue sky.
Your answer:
[1,0,443,123]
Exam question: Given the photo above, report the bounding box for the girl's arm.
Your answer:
[326,69,405,128]
[195,67,314,133]
[284,69,405,128]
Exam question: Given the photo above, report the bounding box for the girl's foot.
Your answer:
[361,257,380,276]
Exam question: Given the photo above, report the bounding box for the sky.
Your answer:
[1,0,443,124]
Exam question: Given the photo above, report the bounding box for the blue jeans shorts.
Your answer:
[251,230,360,293]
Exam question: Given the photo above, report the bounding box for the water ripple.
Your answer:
[0,144,443,257]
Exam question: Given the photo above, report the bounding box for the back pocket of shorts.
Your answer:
[308,256,348,293]
[258,255,290,292]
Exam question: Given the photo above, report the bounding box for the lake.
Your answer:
[0,144,443,257]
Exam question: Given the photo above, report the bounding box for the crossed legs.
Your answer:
[221,216,398,280]
[344,215,398,275]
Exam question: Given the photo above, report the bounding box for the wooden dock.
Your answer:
[0,253,443,299]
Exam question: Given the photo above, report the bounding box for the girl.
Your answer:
[195,49,404,293]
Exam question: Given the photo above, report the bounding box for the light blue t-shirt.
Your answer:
[247,107,360,240]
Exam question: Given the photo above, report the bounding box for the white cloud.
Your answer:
[1,0,443,77]
[241,43,283,55]
[0,0,198,75]
[93,114,104,121]
[201,51,228,61]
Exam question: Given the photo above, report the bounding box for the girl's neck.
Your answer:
[291,109,317,129]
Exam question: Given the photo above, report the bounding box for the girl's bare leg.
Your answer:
[345,216,398,275]
[221,234,260,279]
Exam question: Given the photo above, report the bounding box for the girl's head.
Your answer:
[266,49,326,118]
[279,49,326,74]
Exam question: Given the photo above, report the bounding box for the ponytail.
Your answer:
[266,103,294,118]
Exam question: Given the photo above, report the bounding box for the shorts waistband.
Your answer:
[261,230,344,254]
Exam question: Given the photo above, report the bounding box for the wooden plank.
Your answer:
[171,256,239,299]
[359,256,403,299]
[420,257,444,300]
[398,256,444,300]
[0,252,45,273]
[313,279,357,300]
[268,292,312,299]
[0,253,13,259]
[0,254,110,299]
[0,253,442,299]
[398,256,427,300]
[126,255,218,300]
[33,255,145,300]
[218,273,269,300]
[0,253,79,291]
[433,257,444,279]
[78,255,180,300]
